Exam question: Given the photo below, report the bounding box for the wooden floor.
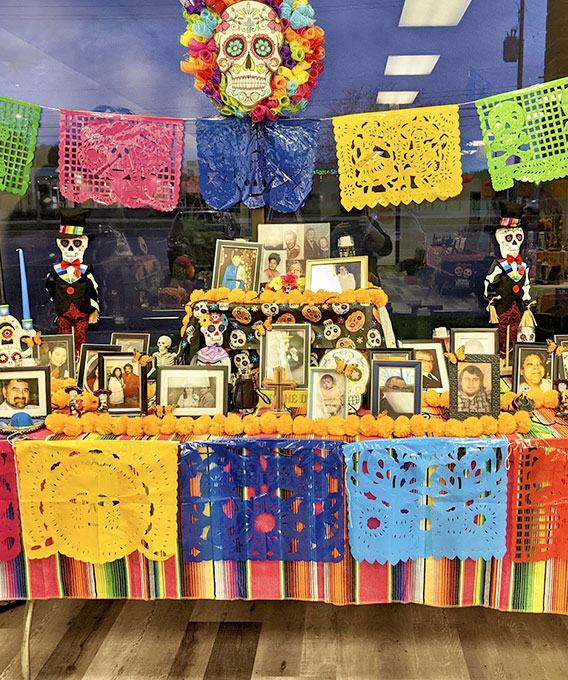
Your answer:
[1,600,567,680]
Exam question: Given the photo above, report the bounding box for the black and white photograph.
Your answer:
[0,366,51,418]
[260,324,310,389]
[451,328,499,355]
[33,334,75,380]
[449,355,500,420]
[98,352,148,415]
[77,343,118,393]
[110,333,150,355]
[371,360,422,418]
[157,366,229,417]
[308,367,348,420]
[306,256,368,293]
[398,339,449,393]
[513,343,553,392]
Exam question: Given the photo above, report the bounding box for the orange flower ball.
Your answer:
[480,415,498,436]
[497,412,517,435]
[463,417,483,438]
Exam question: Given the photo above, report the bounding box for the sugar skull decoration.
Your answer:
[302,305,321,323]
[199,312,228,346]
[232,306,252,324]
[367,328,382,348]
[179,0,325,121]
[0,306,34,366]
[261,303,279,318]
[484,212,534,359]
[193,301,210,319]
[229,329,247,350]
[323,319,340,341]
[345,310,365,333]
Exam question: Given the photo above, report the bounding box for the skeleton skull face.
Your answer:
[193,302,209,320]
[200,312,228,347]
[157,335,172,351]
[517,326,535,343]
[57,235,88,263]
[215,1,283,110]
[323,319,341,341]
[230,329,247,350]
[495,226,524,259]
[234,350,251,376]
[332,303,350,316]
[261,303,279,318]
[367,328,382,348]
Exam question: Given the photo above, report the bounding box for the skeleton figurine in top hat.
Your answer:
[484,210,534,359]
[46,211,99,356]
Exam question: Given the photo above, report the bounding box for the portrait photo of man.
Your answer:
[285,230,303,260]
[0,378,37,413]
[378,372,417,418]
[304,227,321,259]
[415,349,442,390]
[457,364,492,414]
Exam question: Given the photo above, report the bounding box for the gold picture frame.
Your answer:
[305,256,368,293]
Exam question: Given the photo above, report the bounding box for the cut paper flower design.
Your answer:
[179,0,325,121]
[509,441,568,562]
[15,441,178,564]
[180,439,344,562]
[58,110,184,211]
[344,438,508,565]
[333,105,463,210]
[0,96,41,196]
[0,443,22,562]
[476,77,568,191]
[196,116,319,211]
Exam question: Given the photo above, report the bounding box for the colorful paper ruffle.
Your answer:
[15,441,178,564]
[333,105,463,210]
[0,96,41,196]
[0,442,22,562]
[196,116,319,211]
[58,110,184,211]
[180,439,344,562]
[344,437,508,565]
[476,77,568,191]
[509,440,568,562]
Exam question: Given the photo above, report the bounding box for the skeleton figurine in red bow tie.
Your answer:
[484,216,534,359]
[46,213,99,356]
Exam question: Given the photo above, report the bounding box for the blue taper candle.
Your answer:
[16,248,31,322]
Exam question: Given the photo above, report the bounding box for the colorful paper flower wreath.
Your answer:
[179,0,325,121]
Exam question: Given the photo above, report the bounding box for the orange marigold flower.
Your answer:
[45,413,67,434]
[194,415,212,436]
[497,412,517,435]
[544,389,559,409]
[393,416,411,438]
[463,417,483,438]
[409,414,428,437]
[63,416,83,438]
[160,414,177,436]
[259,412,278,434]
[377,415,394,438]
[244,415,261,436]
[225,414,245,436]
[480,415,498,436]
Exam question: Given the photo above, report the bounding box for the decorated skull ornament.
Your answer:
[332,303,350,316]
[199,312,228,347]
[233,349,252,376]
[215,1,283,111]
[230,329,247,350]
[495,226,524,259]
[57,235,88,263]
[345,310,365,333]
[261,303,279,318]
[232,306,252,324]
[323,319,340,341]
[367,328,382,348]
[302,305,322,323]
[193,301,210,320]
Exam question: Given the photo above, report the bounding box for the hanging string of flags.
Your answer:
[1,77,568,213]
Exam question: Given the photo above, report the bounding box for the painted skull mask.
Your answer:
[495,226,524,259]
[234,350,252,376]
[230,329,247,350]
[199,312,228,347]
[215,1,283,110]
[57,235,88,263]
[367,328,382,348]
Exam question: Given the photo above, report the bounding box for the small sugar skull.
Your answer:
[57,234,88,263]
[230,329,247,350]
[193,301,209,320]
[346,310,365,333]
[233,350,252,376]
[310,351,320,367]
[332,303,350,316]
[367,328,382,348]
[252,320,268,341]
[261,303,279,318]
[232,306,252,325]
[323,319,341,341]
[200,312,228,347]
[517,326,535,343]
[276,313,295,324]
[495,226,524,259]
[302,305,322,323]
[336,337,356,349]
[215,1,283,110]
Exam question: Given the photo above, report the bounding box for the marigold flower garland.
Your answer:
[179,0,325,121]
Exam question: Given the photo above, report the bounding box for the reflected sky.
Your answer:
[0,0,547,169]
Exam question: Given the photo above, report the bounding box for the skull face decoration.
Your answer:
[495,226,524,259]
[230,329,247,350]
[57,235,89,263]
[200,312,228,347]
[215,2,283,110]
[367,328,382,348]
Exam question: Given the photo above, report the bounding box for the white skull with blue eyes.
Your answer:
[496,227,524,259]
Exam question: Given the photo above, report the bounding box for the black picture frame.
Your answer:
[449,355,501,420]
[77,343,119,393]
[98,352,148,416]
[398,339,449,392]
[33,334,76,380]
[156,365,229,417]
[0,366,51,418]
[512,343,554,393]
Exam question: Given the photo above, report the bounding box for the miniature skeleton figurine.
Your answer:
[556,382,568,419]
[512,384,535,413]
[484,215,533,358]
[153,336,176,366]
[94,389,111,413]
[65,386,83,417]
[46,213,99,356]
[232,349,256,412]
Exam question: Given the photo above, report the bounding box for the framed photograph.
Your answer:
[308,367,348,420]
[513,343,554,392]
[260,249,287,285]
[398,339,449,392]
[98,352,148,415]
[33,334,75,380]
[77,344,118,393]
[212,240,263,292]
[553,335,568,379]
[0,366,51,418]
[370,349,413,363]
[370,360,422,418]
[449,356,500,420]
[110,333,150,355]
[306,256,368,293]
[451,328,499,355]
[258,223,306,262]
[157,366,229,417]
[260,323,310,389]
